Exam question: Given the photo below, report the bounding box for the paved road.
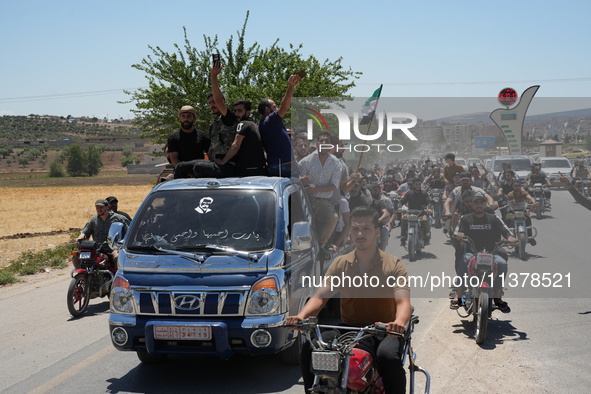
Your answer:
[1,189,590,393]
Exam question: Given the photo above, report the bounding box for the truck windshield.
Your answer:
[127,189,276,252]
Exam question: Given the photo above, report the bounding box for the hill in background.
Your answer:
[0,115,142,142]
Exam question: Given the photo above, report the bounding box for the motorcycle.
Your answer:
[401,209,429,261]
[455,237,510,344]
[573,177,590,198]
[428,188,443,228]
[503,204,537,261]
[530,183,549,219]
[291,315,430,394]
[67,240,116,317]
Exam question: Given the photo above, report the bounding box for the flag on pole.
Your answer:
[359,85,383,125]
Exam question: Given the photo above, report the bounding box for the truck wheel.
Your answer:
[280,334,302,364]
[136,349,166,363]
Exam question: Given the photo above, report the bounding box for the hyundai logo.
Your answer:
[173,295,202,311]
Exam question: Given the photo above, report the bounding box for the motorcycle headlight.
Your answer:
[79,251,92,259]
[246,277,281,315]
[111,276,135,314]
[312,351,341,373]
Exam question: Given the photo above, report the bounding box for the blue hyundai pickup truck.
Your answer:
[107,177,323,363]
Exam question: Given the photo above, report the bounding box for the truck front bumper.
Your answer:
[108,314,296,359]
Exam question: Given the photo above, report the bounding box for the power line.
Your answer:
[356,77,591,87]
[0,88,143,103]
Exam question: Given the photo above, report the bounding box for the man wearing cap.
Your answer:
[72,199,129,269]
[444,172,493,218]
[105,196,132,221]
[452,191,516,312]
[167,105,211,179]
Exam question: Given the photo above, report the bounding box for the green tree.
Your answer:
[121,156,141,167]
[122,144,135,157]
[0,142,13,158]
[66,144,86,176]
[123,11,360,143]
[86,145,103,176]
[49,159,65,177]
[18,157,28,168]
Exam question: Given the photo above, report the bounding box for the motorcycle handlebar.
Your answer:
[285,320,404,337]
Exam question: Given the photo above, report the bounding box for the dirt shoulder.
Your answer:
[0,266,71,299]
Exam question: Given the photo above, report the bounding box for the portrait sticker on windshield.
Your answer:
[195,197,213,214]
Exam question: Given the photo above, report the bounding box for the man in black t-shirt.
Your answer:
[453,191,516,312]
[168,105,211,179]
[214,100,267,176]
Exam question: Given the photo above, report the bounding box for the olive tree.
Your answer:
[123,11,361,143]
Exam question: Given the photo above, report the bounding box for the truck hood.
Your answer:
[118,248,285,273]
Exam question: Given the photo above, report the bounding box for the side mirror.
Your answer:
[291,221,312,251]
[108,222,124,249]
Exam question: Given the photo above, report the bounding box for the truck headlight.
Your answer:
[246,277,280,315]
[111,276,135,314]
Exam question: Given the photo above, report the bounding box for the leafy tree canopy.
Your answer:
[123,11,361,143]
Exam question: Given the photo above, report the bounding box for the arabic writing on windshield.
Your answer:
[128,189,275,251]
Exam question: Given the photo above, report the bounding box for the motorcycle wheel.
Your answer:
[67,274,90,317]
[408,232,416,261]
[474,291,489,344]
[518,232,527,261]
[536,203,543,220]
[434,208,441,228]
[137,349,166,363]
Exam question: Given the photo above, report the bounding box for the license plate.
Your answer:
[476,253,493,267]
[153,325,212,340]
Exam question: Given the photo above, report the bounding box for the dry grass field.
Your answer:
[0,183,153,268]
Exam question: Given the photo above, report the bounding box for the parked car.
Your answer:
[107,177,333,364]
[538,157,573,187]
[563,149,591,159]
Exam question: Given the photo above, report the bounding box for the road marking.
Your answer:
[28,344,115,394]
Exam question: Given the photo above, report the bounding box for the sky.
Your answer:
[1,0,591,120]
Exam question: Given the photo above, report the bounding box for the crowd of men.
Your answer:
[165,63,300,180]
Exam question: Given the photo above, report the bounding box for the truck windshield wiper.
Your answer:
[155,247,207,264]
[176,244,261,262]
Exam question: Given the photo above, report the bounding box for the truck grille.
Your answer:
[136,290,247,316]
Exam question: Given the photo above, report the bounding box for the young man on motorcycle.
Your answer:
[287,206,411,394]
[105,196,132,221]
[399,178,432,246]
[423,166,447,190]
[525,163,551,205]
[505,180,537,245]
[73,199,129,269]
[443,172,493,236]
[452,191,517,312]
